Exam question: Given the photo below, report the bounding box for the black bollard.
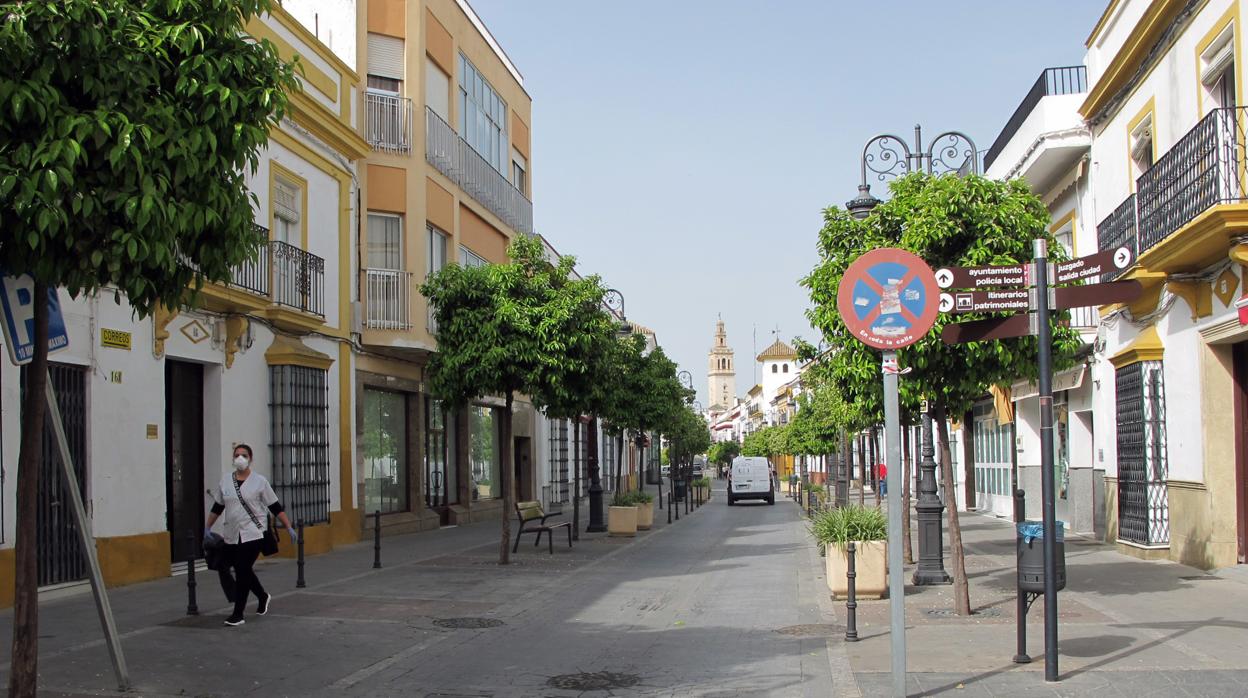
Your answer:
[186,530,198,616]
[373,510,382,569]
[1013,489,1031,664]
[845,541,858,642]
[296,519,306,589]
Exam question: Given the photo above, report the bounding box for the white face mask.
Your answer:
[233,455,250,471]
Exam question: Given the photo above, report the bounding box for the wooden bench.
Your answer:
[513,501,572,554]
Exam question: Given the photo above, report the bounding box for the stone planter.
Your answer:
[608,506,638,537]
[826,540,887,599]
[636,501,654,530]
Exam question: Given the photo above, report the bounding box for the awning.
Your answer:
[1011,365,1086,401]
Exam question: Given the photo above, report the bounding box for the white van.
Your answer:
[728,456,774,505]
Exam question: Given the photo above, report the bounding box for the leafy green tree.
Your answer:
[707,440,740,467]
[802,172,1081,615]
[600,335,688,490]
[422,235,615,564]
[666,406,710,469]
[0,1,296,691]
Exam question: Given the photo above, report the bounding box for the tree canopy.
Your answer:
[707,440,740,466]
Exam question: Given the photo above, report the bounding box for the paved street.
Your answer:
[0,484,838,697]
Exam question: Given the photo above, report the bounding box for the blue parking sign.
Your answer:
[0,274,70,366]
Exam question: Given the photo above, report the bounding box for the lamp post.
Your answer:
[847,125,977,586]
[586,289,630,534]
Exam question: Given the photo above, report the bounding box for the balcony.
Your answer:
[364,268,413,330]
[984,66,1088,176]
[1067,305,1099,330]
[201,233,326,332]
[270,240,325,317]
[425,107,533,235]
[1099,107,1248,274]
[364,92,414,154]
[1096,194,1137,282]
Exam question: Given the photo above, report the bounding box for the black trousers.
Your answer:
[224,539,266,618]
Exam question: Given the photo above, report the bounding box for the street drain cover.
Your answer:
[546,672,641,691]
[433,617,504,629]
[774,623,843,637]
[925,608,1002,618]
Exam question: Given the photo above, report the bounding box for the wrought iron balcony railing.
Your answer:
[983,66,1088,171]
[1067,305,1099,329]
[425,107,533,235]
[228,224,272,296]
[364,268,413,330]
[365,92,414,154]
[1096,193,1138,283]
[271,240,325,317]
[1136,106,1248,253]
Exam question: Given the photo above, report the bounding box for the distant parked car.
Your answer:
[661,464,671,477]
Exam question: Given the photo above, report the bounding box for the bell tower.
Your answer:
[707,317,737,412]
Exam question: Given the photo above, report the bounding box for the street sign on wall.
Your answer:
[1052,280,1142,309]
[0,273,70,366]
[941,313,1035,344]
[1052,247,1133,284]
[836,248,940,350]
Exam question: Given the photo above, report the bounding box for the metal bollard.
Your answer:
[296,519,306,588]
[186,530,198,616]
[845,542,858,642]
[373,510,382,569]
[1013,489,1031,664]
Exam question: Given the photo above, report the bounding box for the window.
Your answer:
[512,149,527,195]
[273,178,301,245]
[469,406,501,500]
[367,213,403,270]
[549,418,569,503]
[1130,114,1154,178]
[269,365,331,525]
[367,33,404,92]
[1115,361,1169,545]
[459,245,488,268]
[458,53,509,173]
[425,397,457,507]
[783,363,789,373]
[771,365,778,374]
[426,225,449,332]
[363,388,409,514]
[426,57,450,121]
[1201,25,1236,111]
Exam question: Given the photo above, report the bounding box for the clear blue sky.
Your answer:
[469,0,1107,406]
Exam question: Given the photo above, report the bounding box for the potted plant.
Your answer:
[608,491,639,537]
[810,506,888,599]
[633,491,655,530]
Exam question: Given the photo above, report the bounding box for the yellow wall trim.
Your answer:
[267,5,360,85]
[1168,279,1213,320]
[1138,204,1248,272]
[1086,0,1125,48]
[1110,325,1164,368]
[269,160,310,249]
[288,91,371,160]
[1194,2,1241,117]
[97,531,171,588]
[247,17,339,105]
[1125,96,1157,190]
[1080,0,1190,120]
[265,333,334,369]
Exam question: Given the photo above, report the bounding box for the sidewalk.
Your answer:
[805,493,1248,696]
[0,487,696,695]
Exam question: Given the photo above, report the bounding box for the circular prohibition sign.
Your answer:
[836,248,941,351]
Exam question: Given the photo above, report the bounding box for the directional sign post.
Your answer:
[935,262,1031,290]
[837,248,943,697]
[940,289,1031,315]
[0,274,129,692]
[1052,246,1133,284]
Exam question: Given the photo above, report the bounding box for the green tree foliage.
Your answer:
[802,172,1083,616]
[741,425,791,459]
[707,440,740,467]
[599,334,689,488]
[422,235,616,564]
[0,2,297,692]
[666,406,710,466]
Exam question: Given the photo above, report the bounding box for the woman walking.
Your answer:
[205,444,297,627]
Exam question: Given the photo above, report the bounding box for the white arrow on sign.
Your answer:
[935,268,955,289]
[1113,247,1132,269]
[938,293,955,312]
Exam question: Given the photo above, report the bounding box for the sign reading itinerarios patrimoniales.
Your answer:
[837,248,941,350]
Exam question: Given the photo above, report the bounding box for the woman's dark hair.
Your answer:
[233,443,254,459]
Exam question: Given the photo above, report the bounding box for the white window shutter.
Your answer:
[367,33,405,81]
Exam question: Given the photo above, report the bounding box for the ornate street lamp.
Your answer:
[846,124,978,585]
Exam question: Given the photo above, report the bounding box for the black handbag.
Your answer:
[234,477,279,556]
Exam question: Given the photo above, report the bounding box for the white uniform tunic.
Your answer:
[210,472,280,544]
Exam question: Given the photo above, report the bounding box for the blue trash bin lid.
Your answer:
[1017,520,1065,543]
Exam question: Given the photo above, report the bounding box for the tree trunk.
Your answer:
[870,428,881,509]
[839,429,850,508]
[962,409,976,510]
[498,392,515,565]
[11,279,49,698]
[616,437,625,494]
[902,423,913,565]
[637,435,645,493]
[935,402,971,616]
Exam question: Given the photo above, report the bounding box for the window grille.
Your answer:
[548,418,569,504]
[1115,361,1169,545]
[270,365,331,525]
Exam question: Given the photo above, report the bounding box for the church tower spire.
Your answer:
[708,316,737,413]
